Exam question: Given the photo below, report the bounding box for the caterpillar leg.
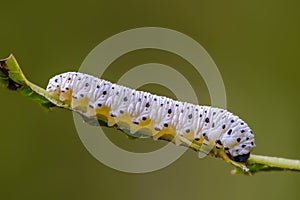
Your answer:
[152,125,176,141]
[215,149,251,175]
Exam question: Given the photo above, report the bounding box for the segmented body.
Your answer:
[46,72,255,162]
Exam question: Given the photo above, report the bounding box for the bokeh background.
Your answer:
[1,0,299,199]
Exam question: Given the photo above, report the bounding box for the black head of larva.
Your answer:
[231,152,250,162]
[225,146,252,163]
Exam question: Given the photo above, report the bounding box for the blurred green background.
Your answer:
[1,0,299,199]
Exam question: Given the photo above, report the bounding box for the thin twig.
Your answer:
[249,154,300,170]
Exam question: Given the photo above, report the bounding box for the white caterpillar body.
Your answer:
[46,72,255,162]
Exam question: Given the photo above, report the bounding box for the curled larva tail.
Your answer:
[46,72,255,162]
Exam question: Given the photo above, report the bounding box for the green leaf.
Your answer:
[0,54,59,109]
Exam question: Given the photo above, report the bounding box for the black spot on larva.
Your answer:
[61,90,65,93]
[202,133,206,136]
[212,123,215,128]
[85,83,89,87]
[112,87,115,89]
[216,140,223,145]
[237,138,241,142]
[204,135,209,141]
[56,85,59,87]
[145,102,150,108]
[68,77,71,80]
[97,103,102,107]
[123,97,128,102]
[103,91,107,95]
[251,142,254,145]
[110,114,117,117]
[78,78,81,80]
[220,110,224,113]
[240,130,245,133]
[97,85,100,88]
[160,103,164,107]
[188,114,193,119]
[240,122,244,125]
[205,117,210,123]
[155,127,161,131]
[196,109,198,111]
[138,98,142,102]
[80,94,84,97]
[144,96,147,99]
[133,121,139,125]
[66,87,69,90]
[224,147,229,151]
[154,98,157,101]
[242,144,246,148]
[120,110,124,114]
[199,114,202,117]
[250,131,253,134]
[216,146,221,149]
[168,109,172,114]
[186,129,190,133]
[89,105,94,108]
[213,112,216,115]
[222,124,226,129]
[231,119,235,123]
[227,129,232,135]
[195,138,200,141]
[55,79,58,83]
[175,104,179,107]
[167,101,169,104]
[181,110,184,113]
[142,117,147,121]
[164,123,168,127]
[246,137,249,140]
[47,86,52,89]
[72,95,77,99]
[204,110,207,113]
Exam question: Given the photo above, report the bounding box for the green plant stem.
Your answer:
[249,154,300,170]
